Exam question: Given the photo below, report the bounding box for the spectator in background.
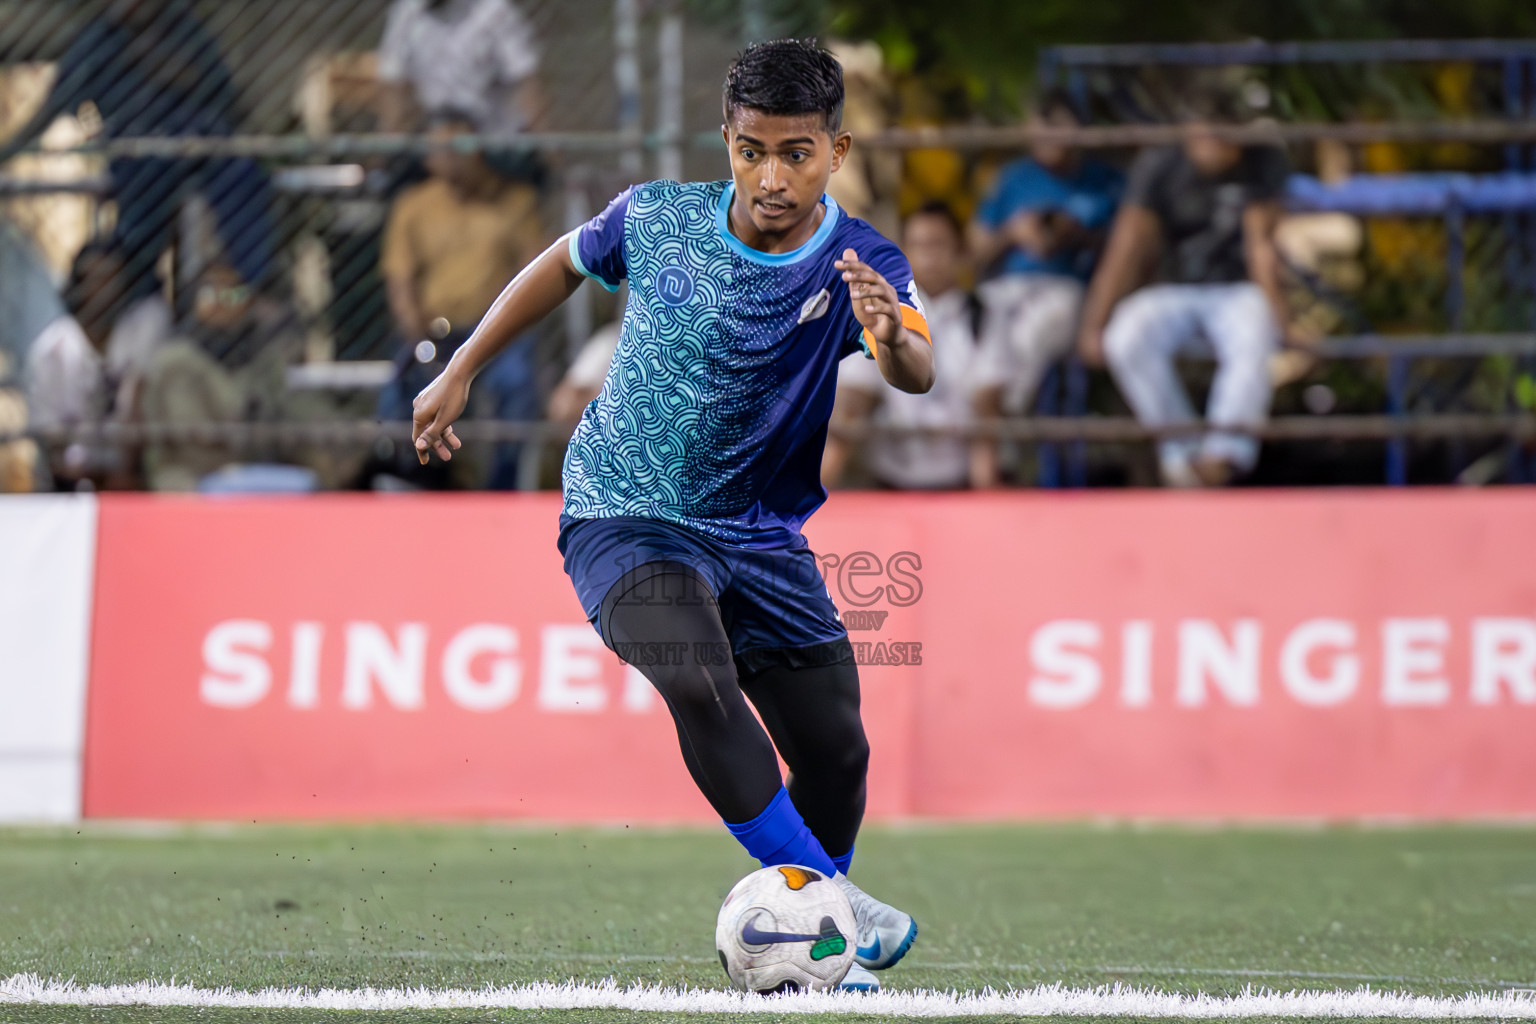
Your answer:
[378,0,545,138]
[378,109,545,488]
[27,241,174,418]
[138,260,306,491]
[24,241,172,488]
[1077,87,1292,488]
[823,203,984,491]
[968,90,1121,448]
[102,274,174,424]
[0,0,275,298]
[26,244,115,438]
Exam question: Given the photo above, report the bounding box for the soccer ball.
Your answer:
[715,864,856,994]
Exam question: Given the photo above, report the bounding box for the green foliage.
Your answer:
[821,0,1536,116]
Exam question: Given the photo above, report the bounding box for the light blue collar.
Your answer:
[716,183,841,266]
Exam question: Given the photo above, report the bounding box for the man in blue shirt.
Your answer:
[968,90,1121,485]
[410,39,931,992]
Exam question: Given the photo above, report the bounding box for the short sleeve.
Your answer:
[1123,147,1173,211]
[491,0,540,82]
[853,242,932,359]
[26,317,100,429]
[1247,146,1290,202]
[376,0,413,81]
[568,187,634,293]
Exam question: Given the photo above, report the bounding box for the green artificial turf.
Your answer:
[1,821,1534,1023]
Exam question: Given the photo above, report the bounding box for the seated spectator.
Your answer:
[138,261,306,491]
[378,0,545,138]
[378,109,546,488]
[1078,87,1292,488]
[102,278,173,423]
[823,203,983,491]
[968,89,1121,436]
[24,241,172,487]
[26,243,115,436]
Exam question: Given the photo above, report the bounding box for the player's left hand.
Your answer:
[411,368,468,465]
[836,248,902,349]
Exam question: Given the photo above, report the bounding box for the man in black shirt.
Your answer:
[1077,89,1291,487]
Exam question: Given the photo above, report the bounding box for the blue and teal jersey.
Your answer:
[562,179,930,549]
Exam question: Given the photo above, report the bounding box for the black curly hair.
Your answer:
[723,38,844,134]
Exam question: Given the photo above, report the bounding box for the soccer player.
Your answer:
[410,39,932,991]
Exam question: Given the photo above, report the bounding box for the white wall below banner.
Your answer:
[0,495,97,822]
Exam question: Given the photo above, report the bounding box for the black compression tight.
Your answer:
[738,649,869,860]
[601,563,869,858]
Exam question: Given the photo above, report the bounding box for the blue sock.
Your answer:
[724,787,837,877]
[830,846,854,876]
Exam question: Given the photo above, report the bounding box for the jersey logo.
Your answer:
[655,266,695,306]
[798,288,831,324]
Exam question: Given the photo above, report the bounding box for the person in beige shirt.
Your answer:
[382,110,544,341]
[377,109,546,489]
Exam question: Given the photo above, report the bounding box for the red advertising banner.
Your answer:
[84,490,1536,820]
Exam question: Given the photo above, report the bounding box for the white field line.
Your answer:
[5,975,1536,1017]
[240,950,1532,988]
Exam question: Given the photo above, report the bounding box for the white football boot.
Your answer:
[835,873,917,970]
[836,962,880,992]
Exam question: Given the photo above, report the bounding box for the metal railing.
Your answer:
[5,10,1536,490]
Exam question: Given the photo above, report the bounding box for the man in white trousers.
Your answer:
[1077,89,1293,487]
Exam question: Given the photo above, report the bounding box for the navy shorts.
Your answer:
[557,514,848,656]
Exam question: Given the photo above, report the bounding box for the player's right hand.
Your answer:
[411,369,468,464]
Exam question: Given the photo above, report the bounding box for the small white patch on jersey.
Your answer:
[798,288,831,324]
[905,281,927,318]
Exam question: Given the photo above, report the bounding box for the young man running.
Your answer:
[410,39,933,991]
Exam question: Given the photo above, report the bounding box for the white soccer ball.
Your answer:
[715,864,856,994]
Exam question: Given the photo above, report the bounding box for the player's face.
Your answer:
[722,108,851,241]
